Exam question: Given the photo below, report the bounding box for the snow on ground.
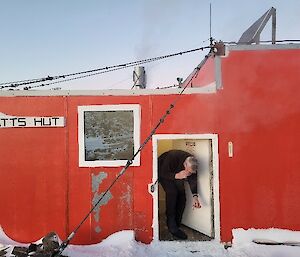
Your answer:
[1,226,300,257]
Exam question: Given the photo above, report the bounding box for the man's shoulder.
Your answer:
[159,149,192,159]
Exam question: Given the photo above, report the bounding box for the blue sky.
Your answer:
[0,0,299,90]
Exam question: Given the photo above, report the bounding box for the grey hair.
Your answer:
[185,156,198,171]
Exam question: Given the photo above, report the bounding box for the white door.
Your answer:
[173,139,213,237]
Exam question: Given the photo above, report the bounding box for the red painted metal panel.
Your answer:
[151,94,218,135]
[218,49,300,242]
[0,96,68,242]
[95,171,134,241]
[188,57,215,87]
[149,49,300,242]
[66,96,153,244]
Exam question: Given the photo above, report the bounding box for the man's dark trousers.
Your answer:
[160,178,186,233]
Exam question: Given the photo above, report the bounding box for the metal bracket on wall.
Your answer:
[150,179,159,193]
[238,7,276,45]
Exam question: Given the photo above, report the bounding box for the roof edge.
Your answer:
[227,43,300,51]
[0,84,217,97]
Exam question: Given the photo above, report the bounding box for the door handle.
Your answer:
[150,179,159,193]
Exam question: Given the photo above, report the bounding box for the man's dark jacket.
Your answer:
[158,150,197,194]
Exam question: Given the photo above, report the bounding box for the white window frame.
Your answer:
[78,104,141,167]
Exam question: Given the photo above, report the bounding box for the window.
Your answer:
[78,104,140,167]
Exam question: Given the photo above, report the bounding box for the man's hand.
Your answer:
[175,170,189,179]
[192,196,201,209]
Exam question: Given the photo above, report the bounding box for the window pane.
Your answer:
[84,110,134,161]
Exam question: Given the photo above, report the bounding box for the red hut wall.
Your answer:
[216,47,300,241]
[0,45,300,244]
[0,97,68,241]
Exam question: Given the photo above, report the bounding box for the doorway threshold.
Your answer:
[159,213,212,241]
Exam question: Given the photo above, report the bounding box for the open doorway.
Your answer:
[151,134,220,242]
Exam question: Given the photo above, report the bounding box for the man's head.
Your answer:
[183,156,198,176]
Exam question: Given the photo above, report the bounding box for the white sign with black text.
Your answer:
[0,112,65,128]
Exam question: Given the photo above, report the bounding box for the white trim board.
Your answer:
[227,43,300,51]
[0,85,217,97]
[150,134,220,242]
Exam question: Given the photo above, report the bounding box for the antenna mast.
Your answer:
[210,3,213,46]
